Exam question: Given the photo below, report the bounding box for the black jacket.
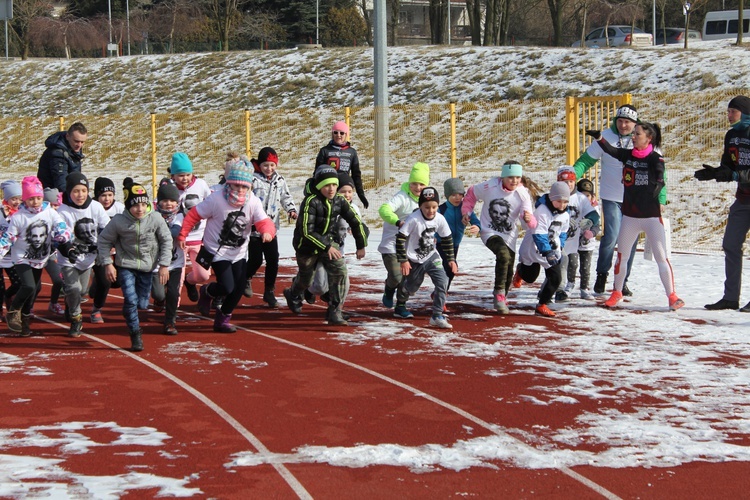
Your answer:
[315,141,369,208]
[293,180,367,255]
[721,125,750,203]
[37,131,84,193]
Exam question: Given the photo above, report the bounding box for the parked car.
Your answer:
[653,27,702,44]
[571,26,653,48]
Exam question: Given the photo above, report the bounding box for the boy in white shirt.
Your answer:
[394,187,457,329]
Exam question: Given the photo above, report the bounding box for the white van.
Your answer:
[703,10,750,40]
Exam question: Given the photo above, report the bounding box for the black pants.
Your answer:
[437,244,459,290]
[10,264,43,315]
[246,236,280,292]
[518,261,563,306]
[209,259,247,315]
[91,264,120,310]
[45,257,64,304]
[151,268,183,325]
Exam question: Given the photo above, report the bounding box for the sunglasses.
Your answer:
[332,131,346,136]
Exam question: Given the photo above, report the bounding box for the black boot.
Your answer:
[129,329,144,352]
[263,288,278,308]
[594,273,607,294]
[705,298,739,310]
[283,288,303,314]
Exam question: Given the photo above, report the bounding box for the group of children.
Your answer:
[0,118,685,349]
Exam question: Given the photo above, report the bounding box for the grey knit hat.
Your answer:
[548,181,570,202]
[443,177,465,198]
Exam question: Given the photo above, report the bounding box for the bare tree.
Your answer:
[239,10,285,49]
[429,0,448,44]
[547,0,573,46]
[33,15,102,58]
[388,0,400,45]
[9,0,53,59]
[204,0,246,51]
[464,0,482,45]
[147,0,203,53]
[738,0,744,44]
[360,0,373,46]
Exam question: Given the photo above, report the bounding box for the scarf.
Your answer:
[224,183,247,208]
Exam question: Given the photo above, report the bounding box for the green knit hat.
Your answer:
[408,162,430,185]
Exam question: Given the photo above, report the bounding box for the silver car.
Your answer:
[571,25,653,48]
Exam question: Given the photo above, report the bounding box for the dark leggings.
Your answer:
[246,236,280,292]
[45,257,64,304]
[10,264,43,315]
[518,261,563,306]
[92,264,120,309]
[209,259,247,315]
[151,268,182,325]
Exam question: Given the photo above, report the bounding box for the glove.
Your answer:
[585,129,602,141]
[694,164,717,181]
[714,166,737,182]
[288,210,298,222]
[583,230,594,241]
[579,218,594,231]
[67,247,81,264]
[545,250,561,267]
[359,193,369,210]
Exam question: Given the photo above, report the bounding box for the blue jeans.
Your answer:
[119,268,153,332]
[597,199,635,282]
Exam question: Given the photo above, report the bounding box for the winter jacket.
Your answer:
[721,125,750,203]
[437,201,480,249]
[252,171,296,233]
[37,131,85,194]
[378,182,420,254]
[293,180,367,256]
[315,141,369,208]
[97,209,172,272]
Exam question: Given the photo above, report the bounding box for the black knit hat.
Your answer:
[577,178,595,195]
[728,96,750,115]
[94,177,116,198]
[157,178,180,202]
[65,171,89,194]
[123,177,150,210]
[418,186,439,206]
[314,165,339,191]
[337,171,355,190]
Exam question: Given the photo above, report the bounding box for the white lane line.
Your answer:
[32,316,313,500]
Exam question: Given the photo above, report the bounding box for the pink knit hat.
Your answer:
[332,121,349,135]
[21,176,44,201]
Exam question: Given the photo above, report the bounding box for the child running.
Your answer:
[178,159,276,333]
[284,166,367,325]
[586,124,684,310]
[0,176,71,336]
[57,172,110,337]
[462,161,535,314]
[151,179,184,336]
[516,181,571,317]
[244,147,297,307]
[573,178,600,299]
[97,179,172,352]
[394,186,456,328]
[378,162,430,308]
[0,180,22,321]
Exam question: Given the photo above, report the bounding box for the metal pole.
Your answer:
[4,19,7,60]
[108,0,112,44]
[653,0,656,45]
[316,0,319,45]
[447,0,451,45]
[373,0,390,183]
[126,0,131,55]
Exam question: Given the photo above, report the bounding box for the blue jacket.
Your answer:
[437,201,480,249]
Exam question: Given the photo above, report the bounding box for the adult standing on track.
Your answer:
[314,121,369,209]
[573,105,660,296]
[695,95,750,312]
[37,123,88,196]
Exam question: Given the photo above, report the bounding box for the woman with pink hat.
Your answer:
[314,121,369,209]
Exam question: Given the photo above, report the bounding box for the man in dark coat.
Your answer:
[37,122,88,194]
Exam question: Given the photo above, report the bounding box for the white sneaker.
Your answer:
[564,281,575,293]
[429,315,452,329]
[580,288,595,300]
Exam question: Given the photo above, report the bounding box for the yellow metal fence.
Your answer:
[1,89,745,254]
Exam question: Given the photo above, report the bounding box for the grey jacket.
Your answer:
[97,209,172,271]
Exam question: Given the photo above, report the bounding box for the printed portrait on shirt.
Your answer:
[24,220,50,260]
[488,198,512,232]
[182,194,202,232]
[415,226,436,260]
[218,210,248,248]
[548,220,564,251]
[566,205,580,239]
[73,217,97,253]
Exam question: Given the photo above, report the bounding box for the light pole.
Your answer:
[316,0,319,45]
[447,0,451,45]
[126,0,131,55]
[107,0,112,44]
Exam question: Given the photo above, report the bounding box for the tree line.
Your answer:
[2,0,743,59]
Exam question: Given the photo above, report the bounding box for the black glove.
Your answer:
[714,165,737,182]
[67,247,81,264]
[359,193,369,210]
[694,164,717,181]
[585,129,602,141]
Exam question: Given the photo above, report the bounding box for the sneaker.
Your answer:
[163,323,179,336]
[535,304,556,317]
[382,285,395,308]
[704,298,739,310]
[197,285,212,316]
[320,292,330,303]
[68,315,84,338]
[493,293,509,314]
[262,290,279,308]
[740,301,750,313]
[393,304,414,319]
[564,281,575,293]
[242,279,253,298]
[152,299,165,313]
[622,283,633,297]
[327,310,348,326]
[90,308,104,324]
[668,293,685,311]
[303,289,316,304]
[512,267,524,288]
[604,290,623,308]
[185,282,199,302]
[554,290,569,302]
[48,302,65,316]
[283,288,302,314]
[429,315,452,329]
[594,273,607,294]
[580,289,595,300]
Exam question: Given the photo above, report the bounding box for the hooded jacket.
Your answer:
[37,131,85,194]
[97,209,172,271]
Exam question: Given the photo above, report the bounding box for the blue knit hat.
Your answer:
[169,152,193,174]
[1,180,22,199]
[225,158,254,187]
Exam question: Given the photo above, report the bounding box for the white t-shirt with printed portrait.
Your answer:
[399,209,452,264]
